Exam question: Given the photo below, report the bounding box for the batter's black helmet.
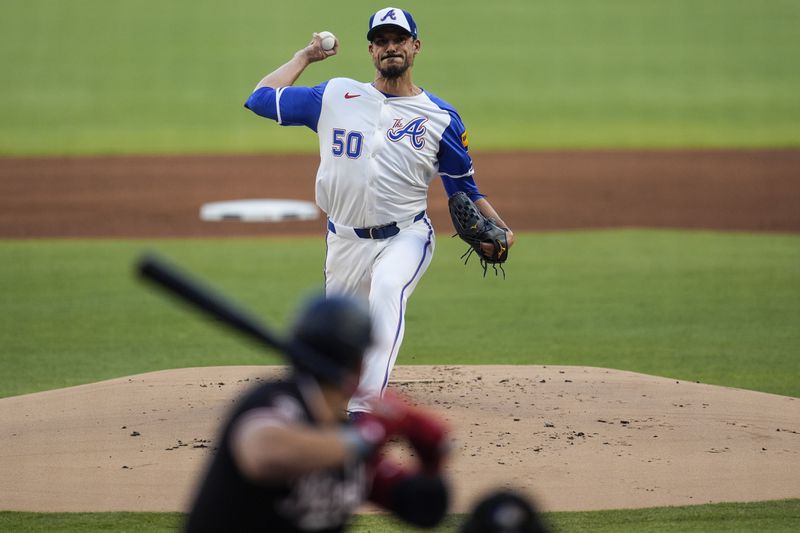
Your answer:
[287,295,372,384]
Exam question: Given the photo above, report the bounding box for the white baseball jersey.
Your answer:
[246,77,480,413]
[246,77,479,227]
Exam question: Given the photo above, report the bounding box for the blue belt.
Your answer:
[327,211,426,240]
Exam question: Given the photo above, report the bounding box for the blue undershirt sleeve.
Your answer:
[440,175,484,201]
[244,81,328,132]
[437,111,484,201]
[427,92,485,202]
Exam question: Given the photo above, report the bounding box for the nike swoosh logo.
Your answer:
[344,92,361,99]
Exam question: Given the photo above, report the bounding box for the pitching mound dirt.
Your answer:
[1,365,798,513]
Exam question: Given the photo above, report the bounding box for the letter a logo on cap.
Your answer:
[367,7,418,41]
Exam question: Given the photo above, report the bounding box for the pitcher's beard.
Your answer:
[377,58,410,79]
[381,64,409,79]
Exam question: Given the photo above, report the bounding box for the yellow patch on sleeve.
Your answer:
[461,130,470,149]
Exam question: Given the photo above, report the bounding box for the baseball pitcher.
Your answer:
[244,7,515,415]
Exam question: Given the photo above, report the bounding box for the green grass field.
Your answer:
[2,499,799,532]
[3,230,799,399]
[1,0,799,154]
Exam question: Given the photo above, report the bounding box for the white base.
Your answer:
[200,199,319,222]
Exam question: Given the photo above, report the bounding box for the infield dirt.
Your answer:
[1,150,799,238]
[0,365,798,514]
[1,150,799,514]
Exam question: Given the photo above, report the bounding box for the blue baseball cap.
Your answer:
[367,7,418,41]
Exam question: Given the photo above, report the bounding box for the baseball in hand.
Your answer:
[318,31,336,51]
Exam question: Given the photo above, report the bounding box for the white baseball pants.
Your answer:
[324,216,435,413]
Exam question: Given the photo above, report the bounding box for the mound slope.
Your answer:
[0,365,798,513]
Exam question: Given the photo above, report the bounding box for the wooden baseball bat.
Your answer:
[137,254,345,385]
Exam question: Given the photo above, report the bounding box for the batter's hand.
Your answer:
[301,32,339,63]
[372,392,450,474]
[345,412,392,461]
